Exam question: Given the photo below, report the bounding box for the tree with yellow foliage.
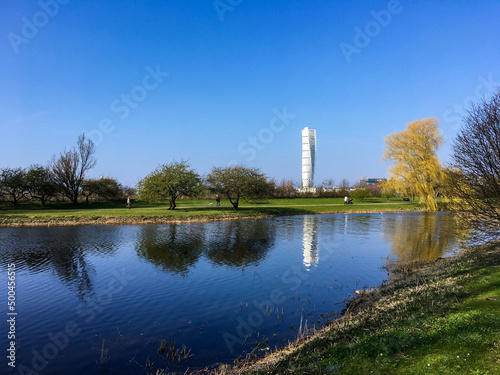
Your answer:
[382,118,443,211]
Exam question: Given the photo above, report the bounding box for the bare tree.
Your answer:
[448,89,500,238]
[321,178,335,189]
[337,178,350,197]
[51,133,96,205]
[273,178,297,198]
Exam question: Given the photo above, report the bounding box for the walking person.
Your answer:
[344,196,348,205]
[127,196,131,209]
[215,195,220,207]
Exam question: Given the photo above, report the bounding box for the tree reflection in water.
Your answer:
[135,223,206,276]
[0,226,121,299]
[0,213,465,300]
[135,220,277,274]
[382,212,459,262]
[204,219,276,268]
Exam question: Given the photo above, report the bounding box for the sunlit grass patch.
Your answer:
[0,197,420,226]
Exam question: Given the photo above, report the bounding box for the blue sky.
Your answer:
[1,0,499,187]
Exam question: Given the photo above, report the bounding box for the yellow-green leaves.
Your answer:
[382,118,443,211]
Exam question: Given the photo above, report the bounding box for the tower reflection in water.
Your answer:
[302,215,320,270]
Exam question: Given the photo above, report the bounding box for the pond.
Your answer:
[0,212,463,374]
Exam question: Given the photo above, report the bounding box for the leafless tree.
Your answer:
[321,178,335,189]
[51,133,96,205]
[448,89,500,238]
[273,178,297,198]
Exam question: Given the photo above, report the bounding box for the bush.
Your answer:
[351,188,371,202]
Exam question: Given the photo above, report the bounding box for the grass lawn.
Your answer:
[227,241,500,375]
[0,197,421,226]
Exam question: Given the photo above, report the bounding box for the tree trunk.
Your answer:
[72,190,79,205]
[226,193,238,210]
[169,198,176,210]
[232,197,239,210]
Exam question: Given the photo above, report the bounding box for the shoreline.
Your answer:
[211,240,500,375]
[0,207,424,227]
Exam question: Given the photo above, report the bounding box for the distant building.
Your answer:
[359,177,387,186]
[301,127,316,191]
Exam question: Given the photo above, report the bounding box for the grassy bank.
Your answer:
[216,241,500,375]
[0,197,421,227]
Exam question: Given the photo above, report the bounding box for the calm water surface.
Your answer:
[0,212,462,374]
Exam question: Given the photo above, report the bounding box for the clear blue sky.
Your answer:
[1,0,499,187]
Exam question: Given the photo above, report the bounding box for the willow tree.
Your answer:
[382,118,443,210]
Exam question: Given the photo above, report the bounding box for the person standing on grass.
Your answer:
[215,195,220,207]
[127,196,131,209]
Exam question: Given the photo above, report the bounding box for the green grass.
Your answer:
[235,242,500,375]
[0,196,406,210]
[0,197,421,226]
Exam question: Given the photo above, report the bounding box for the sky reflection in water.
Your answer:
[0,212,461,374]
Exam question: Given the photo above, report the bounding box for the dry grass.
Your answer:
[0,214,277,227]
[0,208,421,228]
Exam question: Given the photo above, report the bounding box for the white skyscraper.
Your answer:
[301,127,316,189]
